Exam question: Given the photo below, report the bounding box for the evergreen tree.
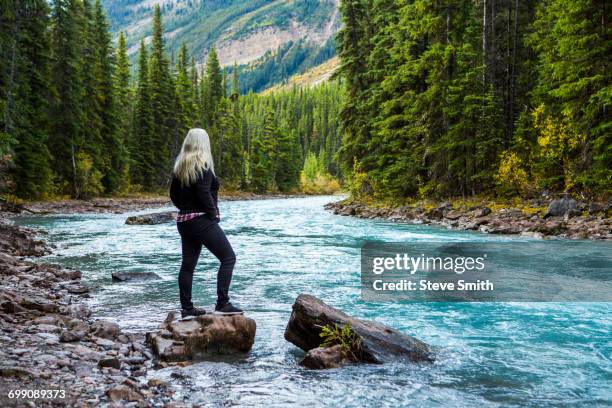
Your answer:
[132,39,154,188]
[114,30,132,190]
[49,0,86,197]
[148,4,173,186]
[529,0,611,193]
[203,47,223,129]
[9,0,54,198]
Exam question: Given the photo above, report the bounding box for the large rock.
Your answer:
[147,313,256,362]
[284,294,433,365]
[544,198,583,218]
[300,345,346,369]
[111,271,161,282]
[125,211,176,225]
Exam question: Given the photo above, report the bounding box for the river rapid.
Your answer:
[14,196,611,407]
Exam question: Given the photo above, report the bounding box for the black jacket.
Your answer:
[170,169,219,218]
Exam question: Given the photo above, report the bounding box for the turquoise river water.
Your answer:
[14,196,611,407]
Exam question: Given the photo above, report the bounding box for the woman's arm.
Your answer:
[169,177,181,208]
[193,170,218,218]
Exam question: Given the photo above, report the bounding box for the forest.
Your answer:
[1,0,609,202]
[0,1,342,199]
[336,0,610,201]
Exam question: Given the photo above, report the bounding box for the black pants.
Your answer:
[177,215,236,310]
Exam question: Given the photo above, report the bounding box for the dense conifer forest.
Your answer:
[336,0,610,201]
[0,1,342,199]
[1,0,609,202]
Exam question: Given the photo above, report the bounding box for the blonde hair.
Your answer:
[173,128,215,186]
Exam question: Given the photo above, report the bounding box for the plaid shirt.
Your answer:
[176,212,205,222]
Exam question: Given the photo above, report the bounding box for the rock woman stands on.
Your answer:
[170,128,243,318]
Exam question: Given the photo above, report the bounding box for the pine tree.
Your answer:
[203,47,223,129]
[10,0,54,198]
[93,0,124,193]
[148,4,173,186]
[132,39,154,188]
[49,0,86,197]
[114,31,132,190]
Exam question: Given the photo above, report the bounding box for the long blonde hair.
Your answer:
[173,128,215,186]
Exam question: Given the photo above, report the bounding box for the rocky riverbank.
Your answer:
[0,220,190,407]
[325,198,611,240]
[1,192,319,217]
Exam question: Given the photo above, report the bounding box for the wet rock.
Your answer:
[111,271,161,282]
[2,301,26,314]
[285,294,433,365]
[60,330,86,343]
[91,320,120,340]
[63,303,91,318]
[545,198,583,218]
[98,358,121,370]
[64,283,89,294]
[0,366,37,378]
[147,313,256,361]
[300,345,348,369]
[125,211,176,225]
[105,384,144,402]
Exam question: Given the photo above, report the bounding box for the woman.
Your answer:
[170,128,243,318]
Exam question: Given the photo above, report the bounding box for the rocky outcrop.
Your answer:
[147,312,256,362]
[325,199,612,240]
[284,294,433,368]
[111,271,161,282]
[125,211,177,225]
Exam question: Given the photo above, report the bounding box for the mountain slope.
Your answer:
[102,0,340,91]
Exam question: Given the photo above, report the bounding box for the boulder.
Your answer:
[147,313,256,361]
[473,207,492,218]
[544,198,583,218]
[125,211,176,225]
[105,384,144,402]
[111,271,161,282]
[90,320,121,340]
[300,345,347,369]
[284,294,433,366]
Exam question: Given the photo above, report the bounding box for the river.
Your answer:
[14,196,611,407]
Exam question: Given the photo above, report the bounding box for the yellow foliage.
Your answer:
[300,173,341,195]
[495,151,530,197]
[532,104,585,190]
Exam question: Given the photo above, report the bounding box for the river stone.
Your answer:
[545,198,583,218]
[90,319,121,340]
[147,313,256,361]
[111,271,161,282]
[284,294,433,365]
[300,345,347,369]
[125,211,177,225]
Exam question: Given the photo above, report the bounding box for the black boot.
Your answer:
[181,307,207,319]
[214,302,243,315]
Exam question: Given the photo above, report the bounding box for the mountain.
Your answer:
[101,0,340,92]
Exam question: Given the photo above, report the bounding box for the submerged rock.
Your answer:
[125,211,177,225]
[111,271,161,282]
[147,313,256,362]
[285,294,433,367]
